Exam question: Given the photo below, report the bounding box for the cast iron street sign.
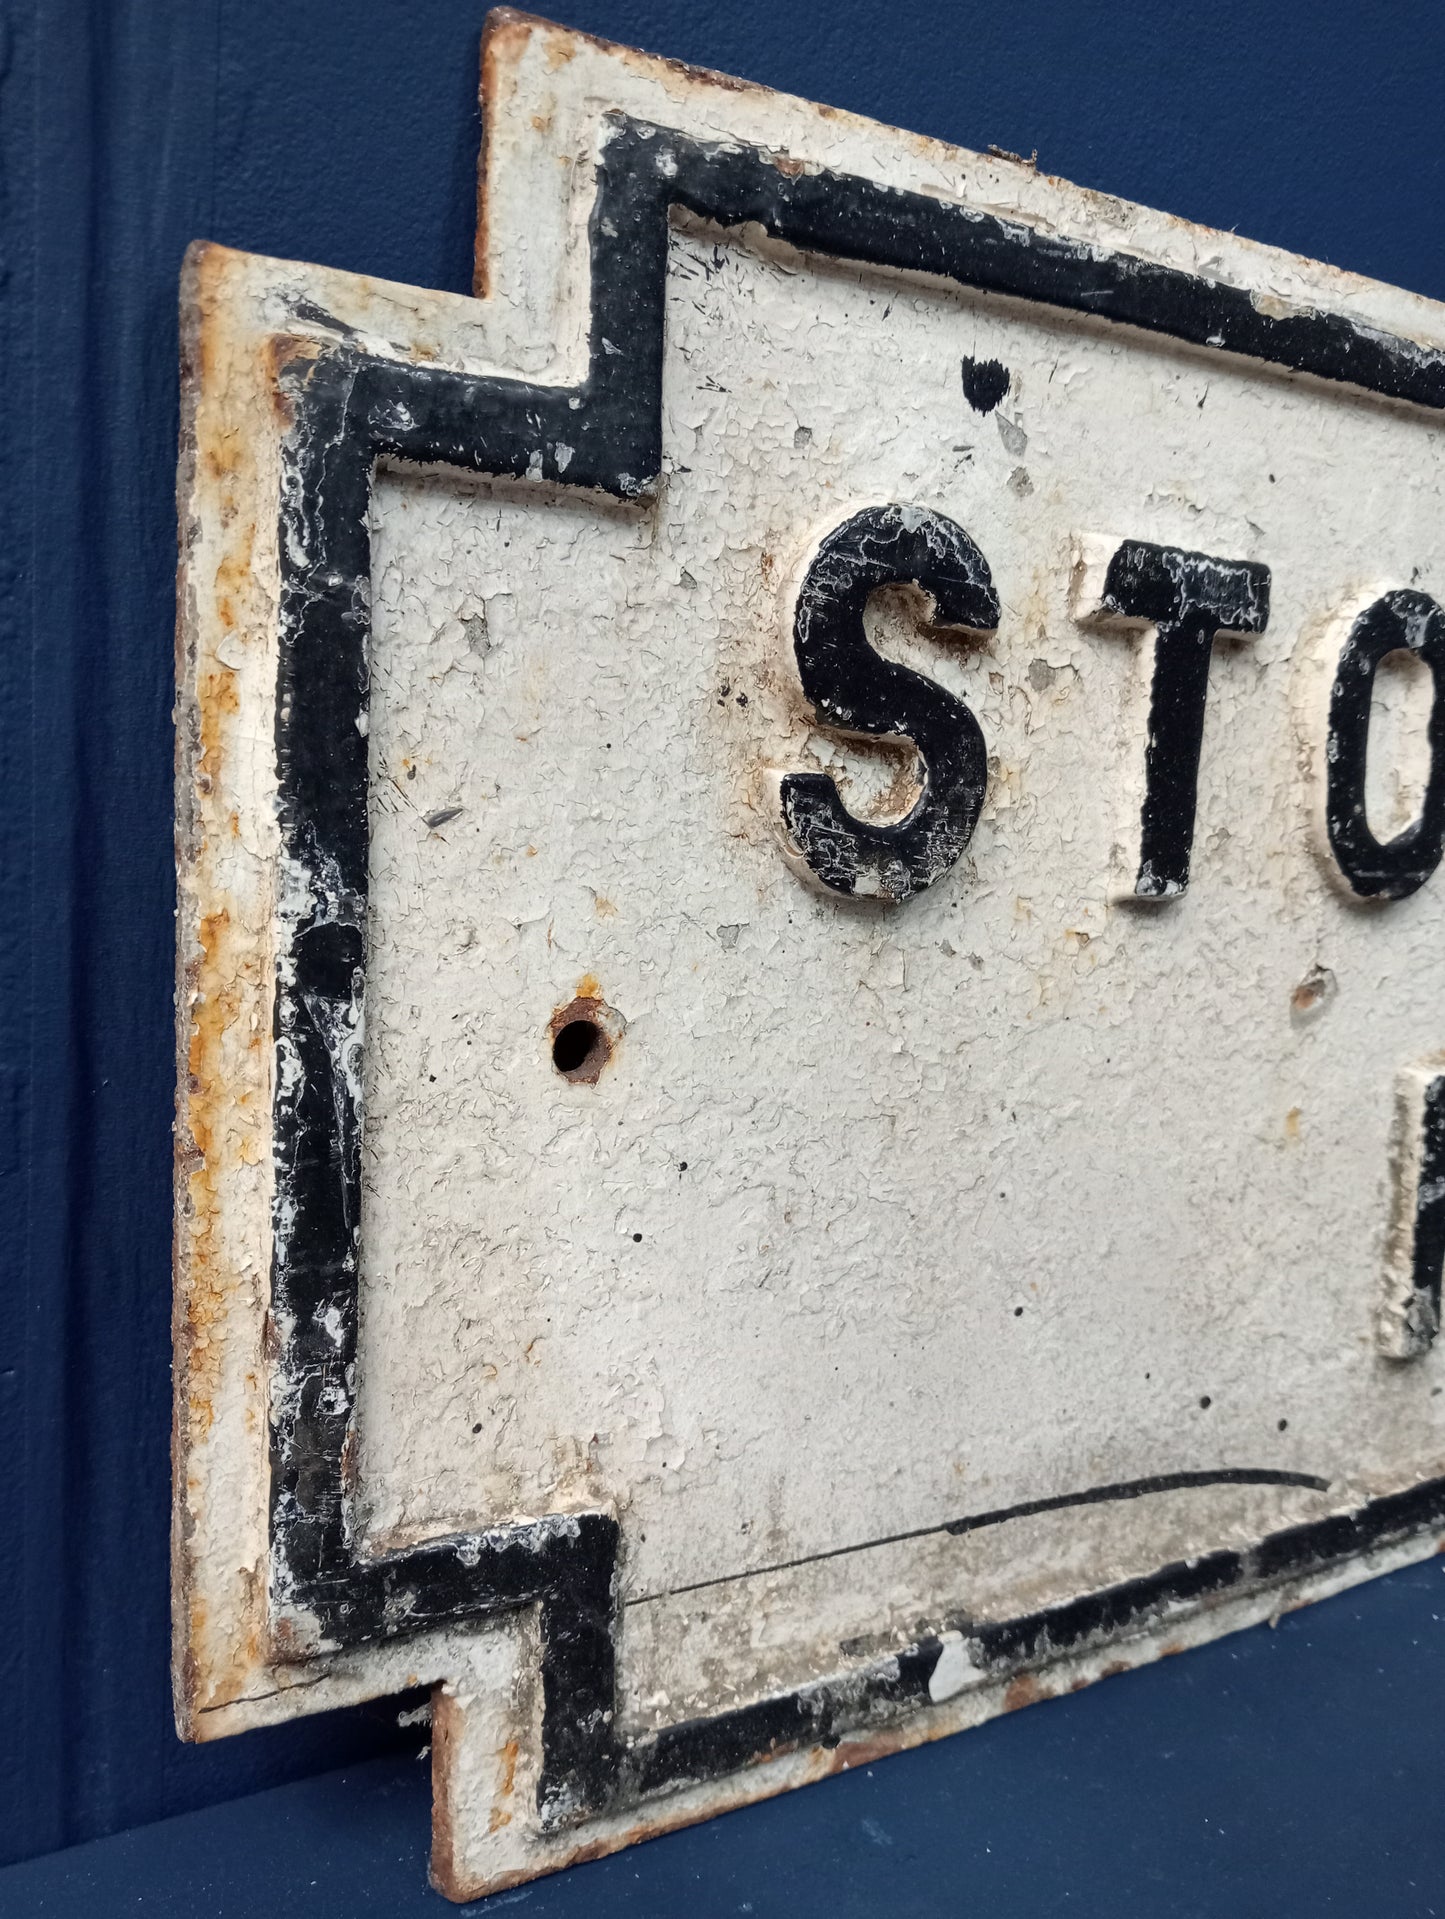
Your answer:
[174,12,1445,1898]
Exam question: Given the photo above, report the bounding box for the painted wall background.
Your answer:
[4,0,1445,1871]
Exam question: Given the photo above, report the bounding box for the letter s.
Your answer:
[776,504,999,904]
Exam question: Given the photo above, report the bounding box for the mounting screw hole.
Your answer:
[552,1017,606,1080]
[547,992,621,1084]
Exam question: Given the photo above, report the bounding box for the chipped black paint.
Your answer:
[961,356,1010,413]
[1325,589,1445,899]
[779,506,997,902]
[1092,540,1270,898]
[266,113,1445,1830]
[557,1468,1445,1827]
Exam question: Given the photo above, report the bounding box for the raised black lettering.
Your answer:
[1325,590,1445,901]
[1086,539,1270,899]
[777,505,999,904]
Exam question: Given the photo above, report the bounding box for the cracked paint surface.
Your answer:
[360,208,1445,1620]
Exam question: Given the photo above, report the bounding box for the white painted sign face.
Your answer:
[174,13,1445,1900]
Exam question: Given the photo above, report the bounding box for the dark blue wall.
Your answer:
[5,0,1445,1873]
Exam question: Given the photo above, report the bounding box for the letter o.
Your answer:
[1325,589,1445,900]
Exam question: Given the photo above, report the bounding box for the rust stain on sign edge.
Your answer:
[172,240,285,1733]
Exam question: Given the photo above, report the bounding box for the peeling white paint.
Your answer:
[927,1634,972,1704]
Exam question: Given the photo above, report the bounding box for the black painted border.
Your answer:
[267,116,1445,1828]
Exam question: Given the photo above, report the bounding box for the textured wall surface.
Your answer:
[7,0,1445,1877]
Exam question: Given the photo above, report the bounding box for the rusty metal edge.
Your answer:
[170,241,204,1741]
[172,239,283,1740]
